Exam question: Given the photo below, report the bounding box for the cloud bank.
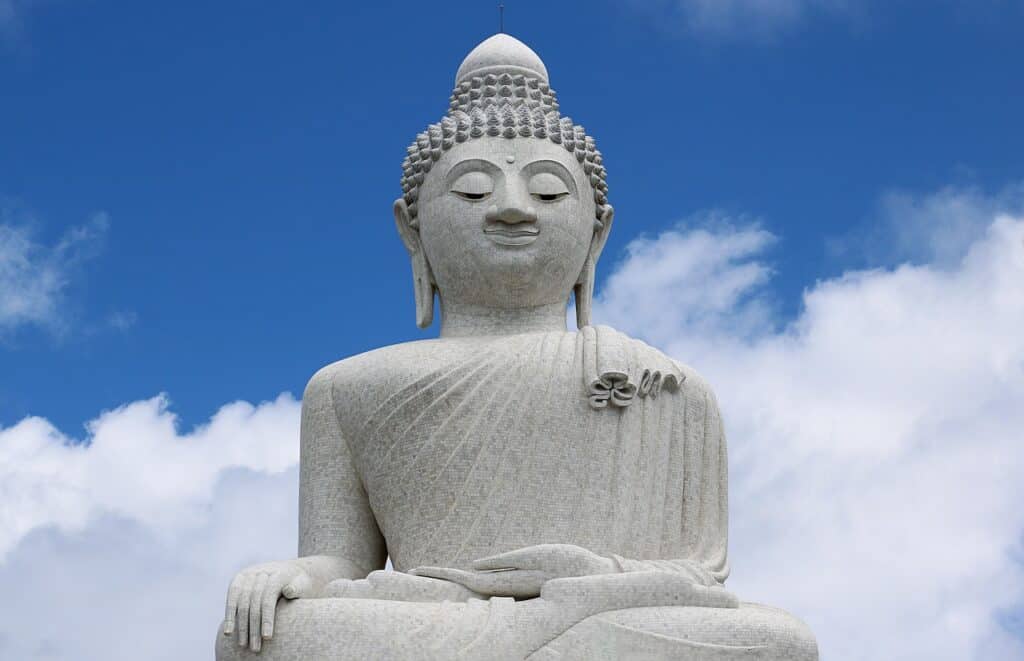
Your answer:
[595,188,1024,659]
[1,185,1022,659]
[0,394,301,660]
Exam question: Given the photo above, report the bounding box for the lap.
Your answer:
[532,602,818,661]
[215,597,491,661]
[215,596,817,661]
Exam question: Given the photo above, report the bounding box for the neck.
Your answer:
[439,299,568,338]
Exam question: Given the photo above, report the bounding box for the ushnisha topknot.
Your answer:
[400,34,609,223]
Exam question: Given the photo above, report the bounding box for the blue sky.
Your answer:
[2,2,1024,660]
[4,0,1022,432]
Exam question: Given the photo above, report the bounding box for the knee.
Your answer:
[214,626,261,661]
[745,603,818,661]
[214,628,237,661]
[575,602,818,660]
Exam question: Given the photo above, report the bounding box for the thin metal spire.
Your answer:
[498,3,505,33]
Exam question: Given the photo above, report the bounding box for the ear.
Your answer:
[574,205,614,329]
[393,198,435,329]
[589,205,614,266]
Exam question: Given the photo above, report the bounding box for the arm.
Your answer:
[223,365,387,652]
[297,364,387,579]
[609,382,730,585]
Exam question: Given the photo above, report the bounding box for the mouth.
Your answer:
[483,226,540,246]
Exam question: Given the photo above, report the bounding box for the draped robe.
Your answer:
[349,326,728,579]
[217,328,816,660]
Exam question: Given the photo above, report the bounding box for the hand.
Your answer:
[322,569,483,602]
[410,544,616,599]
[222,560,314,653]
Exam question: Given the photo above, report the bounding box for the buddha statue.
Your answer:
[216,34,818,660]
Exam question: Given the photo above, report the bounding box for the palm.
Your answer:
[410,544,616,599]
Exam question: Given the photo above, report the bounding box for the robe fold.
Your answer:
[342,327,729,583]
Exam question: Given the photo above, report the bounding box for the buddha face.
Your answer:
[413,137,599,310]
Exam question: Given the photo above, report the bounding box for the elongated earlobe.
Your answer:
[574,205,614,329]
[393,199,436,329]
[574,261,596,329]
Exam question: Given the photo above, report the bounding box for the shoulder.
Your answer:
[670,360,716,401]
[592,325,719,405]
[305,339,447,396]
[302,339,466,425]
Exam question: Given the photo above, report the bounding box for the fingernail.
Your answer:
[263,624,272,638]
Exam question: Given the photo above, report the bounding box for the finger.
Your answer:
[236,573,253,647]
[407,566,457,580]
[365,570,470,602]
[472,544,574,572]
[365,570,407,596]
[282,571,312,599]
[223,575,243,635]
[472,547,546,571]
[413,566,546,598]
[475,569,547,598]
[407,566,479,587]
[249,573,269,652]
[260,576,288,640]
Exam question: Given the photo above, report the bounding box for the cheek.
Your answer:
[416,199,488,284]
[538,200,592,256]
[420,195,471,238]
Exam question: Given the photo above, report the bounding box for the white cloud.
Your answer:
[594,190,1024,659]
[1,184,1022,659]
[0,210,108,336]
[0,394,301,660]
[639,0,852,39]
[0,393,300,558]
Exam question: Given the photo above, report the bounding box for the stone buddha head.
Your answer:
[393,34,614,331]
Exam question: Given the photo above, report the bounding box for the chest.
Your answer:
[344,334,594,484]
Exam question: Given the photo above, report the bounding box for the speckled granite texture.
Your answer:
[216,33,818,661]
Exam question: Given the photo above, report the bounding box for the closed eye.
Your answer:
[532,192,569,202]
[453,191,490,201]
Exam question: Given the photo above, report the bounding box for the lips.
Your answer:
[484,226,540,246]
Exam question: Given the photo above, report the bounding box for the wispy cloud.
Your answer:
[637,0,853,39]
[833,182,1024,268]
[594,185,1024,659]
[0,209,108,337]
[0,0,32,47]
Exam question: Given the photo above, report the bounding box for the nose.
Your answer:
[485,195,537,225]
[485,204,537,224]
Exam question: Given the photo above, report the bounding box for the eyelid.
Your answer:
[450,171,494,196]
[453,191,489,201]
[527,172,570,195]
[531,192,569,202]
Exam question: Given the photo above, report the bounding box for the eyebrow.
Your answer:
[445,158,501,185]
[443,155,579,191]
[521,159,577,192]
